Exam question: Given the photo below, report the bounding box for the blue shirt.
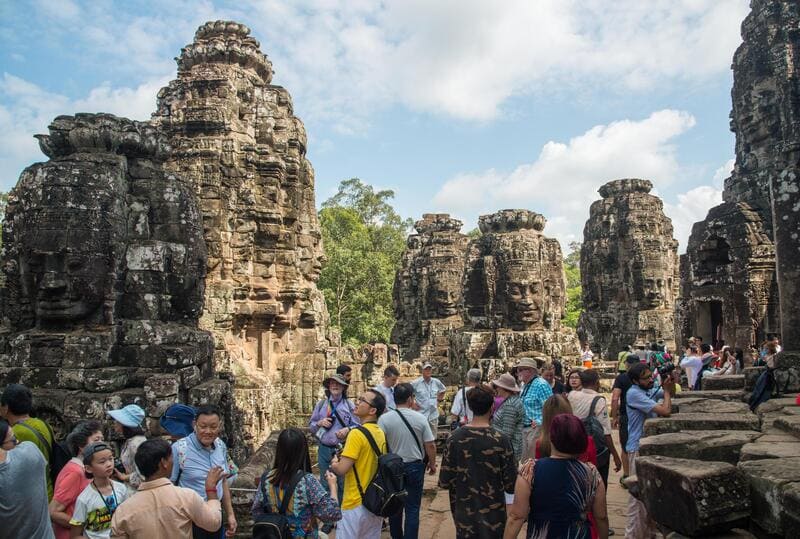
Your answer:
[521,377,553,424]
[170,433,231,500]
[374,383,396,410]
[625,385,664,452]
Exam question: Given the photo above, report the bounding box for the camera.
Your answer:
[114,458,126,475]
[657,363,676,376]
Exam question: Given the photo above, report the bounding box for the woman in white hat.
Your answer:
[491,373,526,462]
[107,404,147,489]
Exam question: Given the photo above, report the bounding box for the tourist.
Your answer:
[610,354,641,483]
[617,345,632,372]
[439,386,517,539]
[49,420,104,539]
[450,368,482,427]
[490,373,525,462]
[569,369,622,487]
[159,403,197,442]
[0,383,55,499]
[517,358,553,457]
[763,341,779,369]
[107,404,147,489]
[566,368,583,393]
[581,343,594,369]
[330,389,388,539]
[309,373,359,508]
[374,365,400,410]
[552,357,564,383]
[504,414,609,539]
[714,348,740,375]
[336,364,353,397]
[251,428,342,537]
[541,360,566,394]
[110,438,225,538]
[534,394,596,464]
[625,362,674,538]
[411,363,446,437]
[0,419,54,539]
[170,405,237,538]
[378,383,436,539]
[69,442,132,538]
[679,345,703,389]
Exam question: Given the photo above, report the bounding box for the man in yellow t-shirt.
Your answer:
[1,383,54,499]
[331,389,388,539]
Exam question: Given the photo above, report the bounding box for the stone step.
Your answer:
[636,455,750,536]
[673,390,746,402]
[644,413,760,436]
[639,430,762,464]
[673,399,750,415]
[774,416,800,439]
[702,375,745,391]
[738,457,800,537]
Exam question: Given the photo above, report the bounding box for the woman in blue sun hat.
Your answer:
[106,404,147,490]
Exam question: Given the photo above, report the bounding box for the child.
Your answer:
[69,442,132,539]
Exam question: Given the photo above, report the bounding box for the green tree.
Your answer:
[319,179,411,344]
[563,241,582,328]
[0,191,7,251]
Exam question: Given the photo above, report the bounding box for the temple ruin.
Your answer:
[391,209,579,382]
[391,214,469,362]
[0,113,221,437]
[150,21,342,456]
[579,178,679,358]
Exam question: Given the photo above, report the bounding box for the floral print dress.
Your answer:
[251,471,341,538]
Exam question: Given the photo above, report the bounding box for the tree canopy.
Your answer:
[563,241,582,328]
[318,179,412,344]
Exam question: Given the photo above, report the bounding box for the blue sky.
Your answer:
[0,0,751,252]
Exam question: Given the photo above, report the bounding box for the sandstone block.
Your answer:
[774,416,800,439]
[739,441,800,461]
[738,457,800,536]
[144,374,180,398]
[639,430,761,464]
[743,367,766,391]
[672,390,746,402]
[676,399,750,415]
[83,367,130,392]
[636,455,750,536]
[644,413,760,436]
[702,375,745,391]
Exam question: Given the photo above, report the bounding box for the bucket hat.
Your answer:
[107,404,145,428]
[492,373,521,393]
[323,374,349,388]
[515,357,538,369]
[159,403,197,438]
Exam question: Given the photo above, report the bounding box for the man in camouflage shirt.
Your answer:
[438,386,516,538]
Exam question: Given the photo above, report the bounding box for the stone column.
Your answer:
[770,168,800,359]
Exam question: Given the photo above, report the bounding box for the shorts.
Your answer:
[619,414,629,452]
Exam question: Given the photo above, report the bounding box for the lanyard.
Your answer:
[92,481,119,515]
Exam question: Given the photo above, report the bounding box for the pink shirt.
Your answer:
[53,458,91,539]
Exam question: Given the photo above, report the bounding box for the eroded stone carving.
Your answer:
[0,113,217,436]
[391,214,469,361]
[578,179,679,358]
[152,21,338,456]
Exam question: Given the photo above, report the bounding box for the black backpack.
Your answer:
[581,397,610,469]
[351,425,407,517]
[252,470,305,539]
[17,419,71,483]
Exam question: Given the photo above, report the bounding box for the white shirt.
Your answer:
[449,386,474,423]
[567,389,612,435]
[680,356,703,388]
[373,383,396,410]
[411,377,446,422]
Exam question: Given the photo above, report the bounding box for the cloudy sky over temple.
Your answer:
[0,0,750,252]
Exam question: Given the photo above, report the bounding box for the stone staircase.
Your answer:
[630,366,800,537]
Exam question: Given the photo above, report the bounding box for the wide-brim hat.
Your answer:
[160,403,196,438]
[515,357,538,369]
[107,404,145,428]
[492,373,520,393]
[323,374,349,388]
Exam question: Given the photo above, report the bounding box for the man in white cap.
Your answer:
[516,357,552,458]
[411,362,446,437]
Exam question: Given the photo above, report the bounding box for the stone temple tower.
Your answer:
[152,21,339,456]
[578,178,679,358]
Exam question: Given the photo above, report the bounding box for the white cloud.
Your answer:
[712,158,735,188]
[0,73,170,190]
[432,109,697,247]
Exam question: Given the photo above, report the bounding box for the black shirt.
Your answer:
[612,373,633,417]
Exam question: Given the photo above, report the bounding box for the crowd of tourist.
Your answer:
[0,334,783,539]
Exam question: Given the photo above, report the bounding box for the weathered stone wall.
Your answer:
[578,178,679,358]
[151,21,339,457]
[0,113,221,438]
[391,214,469,361]
[678,0,793,351]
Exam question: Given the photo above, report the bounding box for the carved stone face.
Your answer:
[19,228,112,325]
[426,273,461,318]
[504,278,543,329]
[641,277,667,309]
